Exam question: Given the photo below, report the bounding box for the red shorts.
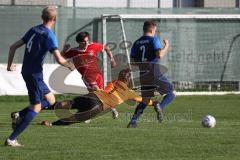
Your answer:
[83,73,103,90]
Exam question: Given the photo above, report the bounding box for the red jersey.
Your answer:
[64,43,104,87]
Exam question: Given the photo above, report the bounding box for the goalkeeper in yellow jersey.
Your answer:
[41,68,155,126]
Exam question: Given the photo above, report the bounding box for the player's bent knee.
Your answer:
[173,90,177,97]
[44,92,56,105]
[168,91,176,99]
[30,103,42,113]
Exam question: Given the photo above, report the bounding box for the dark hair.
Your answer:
[143,21,157,33]
[118,68,131,83]
[76,32,90,43]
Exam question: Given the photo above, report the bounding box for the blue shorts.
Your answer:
[140,75,174,98]
[22,73,51,106]
[155,76,174,95]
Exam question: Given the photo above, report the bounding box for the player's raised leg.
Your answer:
[5,104,41,147]
[11,107,29,130]
[11,92,56,131]
[154,76,176,122]
[6,73,56,147]
[6,94,56,147]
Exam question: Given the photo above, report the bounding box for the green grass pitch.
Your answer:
[0,95,240,160]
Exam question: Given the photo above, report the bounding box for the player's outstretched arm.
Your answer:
[53,49,75,71]
[7,40,24,71]
[104,45,116,68]
[132,96,154,106]
[156,39,169,59]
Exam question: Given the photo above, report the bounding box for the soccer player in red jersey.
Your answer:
[62,31,119,119]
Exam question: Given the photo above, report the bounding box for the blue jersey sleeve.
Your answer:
[153,36,162,51]
[21,28,33,44]
[46,31,58,53]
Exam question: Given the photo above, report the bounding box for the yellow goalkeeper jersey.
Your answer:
[94,80,142,110]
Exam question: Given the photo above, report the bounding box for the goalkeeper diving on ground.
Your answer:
[41,68,157,126]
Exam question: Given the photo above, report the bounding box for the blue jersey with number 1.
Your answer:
[21,24,58,75]
[131,35,162,62]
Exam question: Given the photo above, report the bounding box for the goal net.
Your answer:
[64,14,240,94]
[101,14,240,94]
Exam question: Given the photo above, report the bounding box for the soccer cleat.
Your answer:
[5,139,24,147]
[127,122,137,128]
[111,108,119,119]
[11,112,21,130]
[154,103,164,123]
[40,121,52,127]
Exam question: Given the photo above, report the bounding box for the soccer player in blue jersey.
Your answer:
[5,6,74,147]
[127,21,176,128]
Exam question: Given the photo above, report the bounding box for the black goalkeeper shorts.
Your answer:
[71,93,104,121]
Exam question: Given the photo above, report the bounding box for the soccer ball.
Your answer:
[201,115,216,128]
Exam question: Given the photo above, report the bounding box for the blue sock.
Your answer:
[9,109,37,140]
[19,107,29,118]
[131,102,147,123]
[160,92,176,109]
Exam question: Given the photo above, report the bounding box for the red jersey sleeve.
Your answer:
[64,48,80,58]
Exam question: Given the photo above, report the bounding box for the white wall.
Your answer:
[204,0,236,8]
[66,0,173,8]
[13,0,62,5]
[160,0,173,8]
[130,0,158,8]
[75,0,128,8]
[0,0,11,5]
